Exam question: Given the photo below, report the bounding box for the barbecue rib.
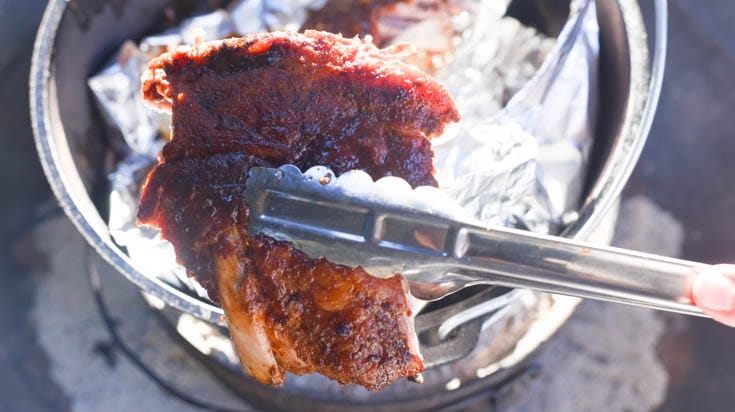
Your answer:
[138,31,459,390]
[304,0,467,71]
[304,0,463,47]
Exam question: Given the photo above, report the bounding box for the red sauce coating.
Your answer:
[304,0,402,46]
[244,235,423,390]
[138,31,459,390]
[143,30,458,186]
[137,153,264,298]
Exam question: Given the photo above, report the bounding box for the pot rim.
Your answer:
[29,0,665,340]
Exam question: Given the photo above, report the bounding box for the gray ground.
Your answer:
[2,1,735,411]
[30,217,250,412]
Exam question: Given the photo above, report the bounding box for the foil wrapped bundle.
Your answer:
[91,0,600,307]
[434,0,598,234]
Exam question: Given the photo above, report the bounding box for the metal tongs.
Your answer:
[244,165,709,319]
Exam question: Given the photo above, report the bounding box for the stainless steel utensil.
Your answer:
[244,165,707,318]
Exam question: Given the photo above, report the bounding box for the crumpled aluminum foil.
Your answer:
[88,42,169,154]
[92,0,599,305]
[434,0,597,234]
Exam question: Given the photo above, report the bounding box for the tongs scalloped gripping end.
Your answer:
[243,164,479,286]
[245,164,474,221]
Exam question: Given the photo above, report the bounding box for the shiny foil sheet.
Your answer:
[93,0,599,307]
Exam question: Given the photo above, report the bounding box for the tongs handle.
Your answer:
[453,225,707,317]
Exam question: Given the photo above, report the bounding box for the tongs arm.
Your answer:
[447,225,706,317]
[245,165,708,317]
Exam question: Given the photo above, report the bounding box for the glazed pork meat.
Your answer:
[138,30,459,390]
[305,0,468,70]
[305,0,416,47]
[305,0,466,47]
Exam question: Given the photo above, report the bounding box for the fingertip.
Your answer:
[692,270,735,312]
